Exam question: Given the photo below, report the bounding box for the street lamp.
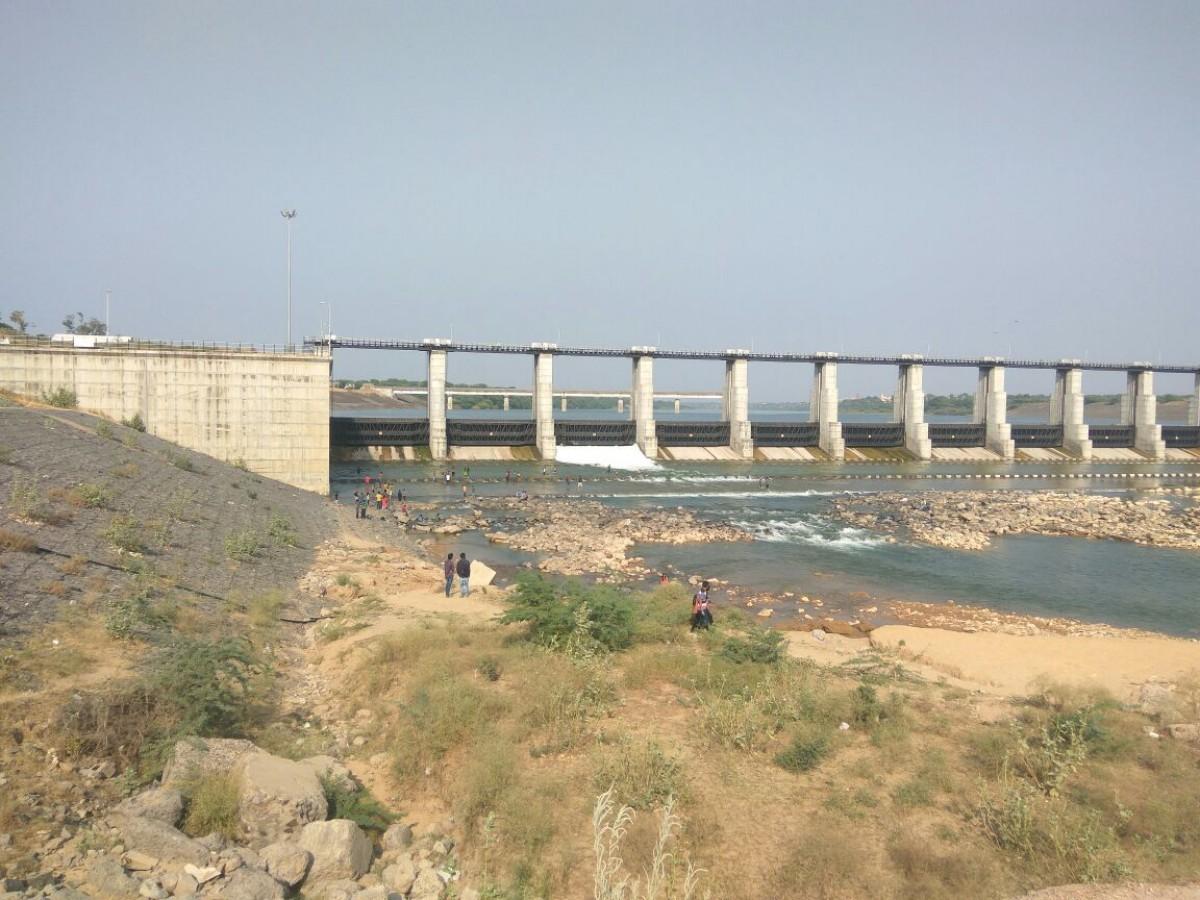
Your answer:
[281,209,297,346]
[319,300,332,340]
[104,289,111,336]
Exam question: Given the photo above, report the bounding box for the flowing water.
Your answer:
[332,435,1200,637]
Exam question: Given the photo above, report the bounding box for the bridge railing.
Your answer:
[2,335,326,356]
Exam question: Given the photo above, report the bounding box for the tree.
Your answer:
[8,310,29,333]
[62,312,107,335]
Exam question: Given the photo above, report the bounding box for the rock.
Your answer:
[259,841,312,888]
[123,850,160,871]
[139,878,170,899]
[1166,723,1200,742]
[1137,682,1177,716]
[297,819,373,882]
[298,755,356,794]
[161,738,259,789]
[355,888,396,900]
[756,609,773,618]
[310,879,363,900]
[237,753,328,843]
[85,858,139,898]
[208,867,286,900]
[380,823,413,852]
[409,867,443,900]
[381,858,417,894]
[471,561,497,588]
[173,872,199,896]
[183,864,222,885]
[114,787,185,827]
[116,817,209,866]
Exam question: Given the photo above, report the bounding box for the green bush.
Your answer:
[143,637,256,737]
[103,515,146,553]
[225,529,263,561]
[167,451,197,472]
[43,387,77,408]
[594,737,682,809]
[776,725,832,773]
[501,573,635,652]
[122,413,146,432]
[105,591,168,640]
[321,774,396,834]
[95,422,115,440]
[721,627,786,665]
[267,514,298,547]
[74,482,111,508]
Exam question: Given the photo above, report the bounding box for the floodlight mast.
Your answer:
[281,209,298,346]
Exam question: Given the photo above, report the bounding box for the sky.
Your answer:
[2,1,1198,399]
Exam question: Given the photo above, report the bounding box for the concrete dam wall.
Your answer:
[0,342,330,493]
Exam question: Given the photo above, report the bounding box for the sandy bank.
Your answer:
[869,624,1200,700]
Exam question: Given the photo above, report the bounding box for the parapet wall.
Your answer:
[0,343,330,493]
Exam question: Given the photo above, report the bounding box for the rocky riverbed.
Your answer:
[830,490,1200,551]
[484,497,749,578]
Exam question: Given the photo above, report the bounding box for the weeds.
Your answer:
[103,515,146,554]
[225,529,264,561]
[105,591,169,640]
[181,773,240,840]
[267,514,298,547]
[122,413,146,432]
[721,627,786,665]
[592,788,704,900]
[502,573,635,652]
[248,591,285,629]
[594,738,682,810]
[43,387,77,408]
[72,482,111,508]
[775,723,832,773]
[166,451,197,473]
[0,527,38,553]
[321,774,396,834]
[8,476,40,518]
[96,421,115,440]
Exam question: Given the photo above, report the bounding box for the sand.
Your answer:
[869,624,1200,700]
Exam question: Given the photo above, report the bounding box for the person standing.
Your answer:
[456,552,472,597]
[690,580,712,631]
[443,553,455,598]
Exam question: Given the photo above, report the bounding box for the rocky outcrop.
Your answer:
[161,738,259,790]
[112,787,184,827]
[113,817,210,866]
[832,490,1200,552]
[236,753,328,844]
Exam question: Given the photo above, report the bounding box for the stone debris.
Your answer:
[832,490,1200,552]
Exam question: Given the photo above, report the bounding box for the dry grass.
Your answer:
[58,555,88,575]
[0,527,38,553]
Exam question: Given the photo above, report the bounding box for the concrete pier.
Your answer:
[560,397,567,412]
[427,349,448,459]
[446,395,454,410]
[533,352,556,460]
[1123,369,1166,459]
[723,356,753,459]
[1190,373,1200,427]
[502,395,510,412]
[617,397,624,413]
[809,360,845,460]
[893,362,931,460]
[973,365,1015,459]
[1051,367,1092,459]
[631,354,657,457]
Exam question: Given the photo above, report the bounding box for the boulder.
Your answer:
[208,868,286,900]
[237,753,328,843]
[409,866,444,900]
[298,819,373,883]
[381,857,416,894]
[116,817,209,866]
[355,887,393,900]
[310,879,363,900]
[173,872,199,896]
[113,787,185,826]
[259,841,312,888]
[471,561,496,588]
[380,823,413,852]
[161,738,259,789]
[85,858,139,898]
[138,878,169,899]
[298,755,356,794]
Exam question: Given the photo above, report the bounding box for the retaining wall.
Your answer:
[0,344,330,493]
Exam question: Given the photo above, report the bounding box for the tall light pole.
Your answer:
[104,289,111,336]
[319,300,332,340]
[281,209,297,346]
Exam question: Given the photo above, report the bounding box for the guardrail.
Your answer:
[2,335,325,356]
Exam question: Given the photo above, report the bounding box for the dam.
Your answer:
[319,337,1200,465]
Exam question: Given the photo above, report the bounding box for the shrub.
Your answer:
[72,483,111,509]
[181,773,240,839]
[478,655,502,682]
[775,725,832,773]
[103,515,146,553]
[594,737,682,810]
[105,591,168,640]
[248,591,285,629]
[321,774,396,834]
[1004,707,1095,796]
[167,451,197,472]
[501,573,635,652]
[0,528,38,553]
[122,413,146,432]
[8,477,39,518]
[233,457,250,471]
[0,445,13,465]
[225,529,263,561]
[142,637,256,737]
[43,387,77,408]
[267,514,298,547]
[95,422,115,440]
[392,674,506,780]
[721,628,786,665]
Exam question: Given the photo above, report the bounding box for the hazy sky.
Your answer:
[2,1,1198,398]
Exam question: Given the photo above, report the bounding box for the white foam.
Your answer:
[734,517,886,550]
[555,444,659,471]
[594,489,841,500]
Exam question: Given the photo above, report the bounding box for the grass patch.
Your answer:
[721,627,787,665]
[122,413,146,432]
[111,462,139,479]
[322,774,396,835]
[95,421,115,440]
[103,514,146,553]
[0,527,38,553]
[775,722,833,773]
[181,773,240,840]
[267,514,298,547]
[247,591,285,630]
[594,737,683,810]
[166,451,197,473]
[70,482,112,509]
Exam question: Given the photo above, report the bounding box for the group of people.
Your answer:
[443,552,473,597]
